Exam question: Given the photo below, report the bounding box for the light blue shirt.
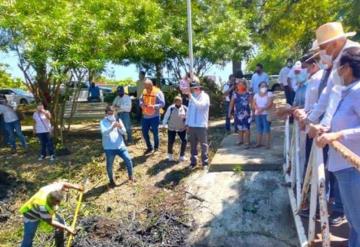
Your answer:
[185,91,210,128]
[100,117,127,150]
[251,72,269,94]
[293,84,307,108]
[328,80,360,172]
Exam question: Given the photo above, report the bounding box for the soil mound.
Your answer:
[73,212,191,247]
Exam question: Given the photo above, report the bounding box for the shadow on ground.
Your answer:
[186,171,298,247]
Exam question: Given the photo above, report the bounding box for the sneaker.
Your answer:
[50,155,55,161]
[38,155,46,161]
[144,149,153,155]
[329,212,346,226]
[167,154,174,161]
[179,156,186,162]
[203,165,209,171]
[153,148,159,153]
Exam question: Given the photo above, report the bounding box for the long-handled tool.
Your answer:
[66,189,84,247]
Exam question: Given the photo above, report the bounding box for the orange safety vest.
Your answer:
[142,87,164,116]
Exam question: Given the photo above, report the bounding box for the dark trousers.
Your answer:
[141,116,160,150]
[225,101,231,131]
[322,145,344,214]
[284,86,295,105]
[168,130,187,156]
[0,116,8,146]
[87,96,101,102]
[37,132,54,157]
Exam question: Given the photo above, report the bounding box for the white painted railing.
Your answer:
[283,117,360,247]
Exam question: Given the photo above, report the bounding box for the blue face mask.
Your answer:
[192,93,197,97]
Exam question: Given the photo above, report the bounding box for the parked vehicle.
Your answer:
[0,88,35,105]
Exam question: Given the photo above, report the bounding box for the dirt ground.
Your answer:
[0,121,226,247]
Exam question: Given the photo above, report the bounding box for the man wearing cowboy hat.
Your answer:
[184,77,210,170]
[295,22,360,226]
[296,22,359,128]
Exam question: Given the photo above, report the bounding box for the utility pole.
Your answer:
[186,0,194,77]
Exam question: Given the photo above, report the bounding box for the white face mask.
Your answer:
[319,50,333,68]
[332,69,345,87]
[106,115,116,122]
[260,87,267,94]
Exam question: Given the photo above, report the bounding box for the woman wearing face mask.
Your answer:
[316,47,360,247]
[253,82,273,148]
[33,103,55,161]
[100,106,134,187]
[228,79,252,148]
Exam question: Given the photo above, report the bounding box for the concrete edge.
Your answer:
[209,163,282,172]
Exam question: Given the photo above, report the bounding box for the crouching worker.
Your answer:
[162,95,188,162]
[100,106,134,188]
[20,181,83,247]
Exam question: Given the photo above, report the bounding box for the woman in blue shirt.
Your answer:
[317,47,360,247]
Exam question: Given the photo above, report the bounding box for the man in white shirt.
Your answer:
[185,79,210,170]
[251,64,269,94]
[286,61,309,105]
[222,74,235,131]
[295,22,360,226]
[279,58,293,104]
[0,100,27,153]
[113,86,133,144]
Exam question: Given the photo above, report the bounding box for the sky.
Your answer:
[0,51,234,84]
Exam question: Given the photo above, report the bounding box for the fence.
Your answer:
[283,117,360,247]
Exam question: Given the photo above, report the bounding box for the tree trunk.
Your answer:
[232,60,243,78]
[155,63,163,88]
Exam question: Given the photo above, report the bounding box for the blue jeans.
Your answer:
[255,115,270,134]
[141,116,160,150]
[117,112,133,142]
[104,147,133,182]
[334,168,360,247]
[0,116,9,145]
[224,101,231,131]
[4,120,27,150]
[37,132,55,157]
[21,214,65,247]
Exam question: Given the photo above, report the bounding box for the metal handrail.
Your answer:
[283,117,360,247]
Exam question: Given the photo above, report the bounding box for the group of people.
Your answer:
[223,64,273,149]
[278,22,360,247]
[101,75,210,187]
[0,97,56,161]
[6,21,360,247]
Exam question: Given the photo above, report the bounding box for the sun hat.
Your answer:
[315,22,356,46]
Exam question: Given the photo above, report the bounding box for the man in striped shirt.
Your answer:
[20,182,83,247]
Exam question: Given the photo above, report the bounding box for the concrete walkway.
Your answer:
[185,120,298,247]
[210,123,284,172]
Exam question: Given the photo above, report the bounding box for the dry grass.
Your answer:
[0,120,226,246]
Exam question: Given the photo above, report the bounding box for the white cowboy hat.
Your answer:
[293,61,302,71]
[309,40,319,52]
[306,40,320,61]
[315,22,356,46]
